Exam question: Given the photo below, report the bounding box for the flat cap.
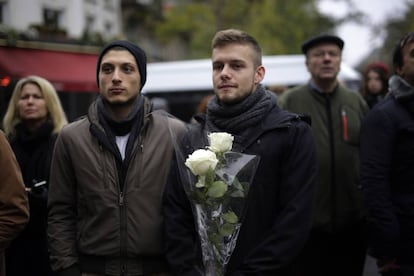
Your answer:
[301,34,344,54]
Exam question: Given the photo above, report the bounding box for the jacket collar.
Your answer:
[88,96,153,129]
[389,75,414,103]
[195,98,305,152]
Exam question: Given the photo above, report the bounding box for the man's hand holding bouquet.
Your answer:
[181,132,260,275]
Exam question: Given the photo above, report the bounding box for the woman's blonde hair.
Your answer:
[2,75,68,136]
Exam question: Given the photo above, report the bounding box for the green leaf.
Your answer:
[207,181,227,198]
[241,182,250,195]
[222,211,238,224]
[232,177,243,190]
[209,233,222,251]
[230,190,244,198]
[203,167,216,189]
[219,223,236,236]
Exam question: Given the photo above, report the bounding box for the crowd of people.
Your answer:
[0,28,413,276]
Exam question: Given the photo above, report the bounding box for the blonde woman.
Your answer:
[2,75,67,276]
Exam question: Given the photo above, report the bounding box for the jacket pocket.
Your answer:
[339,106,362,146]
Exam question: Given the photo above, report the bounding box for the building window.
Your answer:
[104,0,114,10]
[43,8,61,29]
[0,3,4,24]
[105,21,112,34]
[85,16,95,34]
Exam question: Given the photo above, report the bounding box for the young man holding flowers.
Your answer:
[163,29,318,275]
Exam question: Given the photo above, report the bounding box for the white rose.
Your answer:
[185,149,218,176]
[208,132,234,153]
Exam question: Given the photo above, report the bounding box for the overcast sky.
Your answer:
[318,0,410,66]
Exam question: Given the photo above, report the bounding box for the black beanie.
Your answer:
[96,40,147,89]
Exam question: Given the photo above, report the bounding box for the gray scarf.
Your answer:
[206,85,274,146]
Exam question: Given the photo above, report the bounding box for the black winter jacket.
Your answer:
[360,75,414,265]
[163,103,317,275]
[6,121,57,276]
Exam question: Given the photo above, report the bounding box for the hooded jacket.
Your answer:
[164,99,317,275]
[361,75,414,264]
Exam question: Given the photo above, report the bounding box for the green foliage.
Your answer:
[222,211,238,224]
[155,3,216,58]
[358,1,414,69]
[382,2,414,61]
[153,0,339,58]
[207,181,228,198]
[245,0,336,54]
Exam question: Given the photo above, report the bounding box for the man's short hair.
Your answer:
[212,29,262,67]
[393,32,414,71]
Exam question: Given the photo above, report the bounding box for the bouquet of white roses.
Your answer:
[183,132,260,276]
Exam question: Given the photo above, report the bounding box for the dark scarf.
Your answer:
[96,96,144,162]
[206,85,274,147]
[11,120,56,187]
[13,120,54,149]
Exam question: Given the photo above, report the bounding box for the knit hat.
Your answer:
[366,62,390,77]
[96,40,147,89]
[301,34,344,54]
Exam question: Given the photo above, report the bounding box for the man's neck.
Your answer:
[311,78,338,93]
[107,105,133,121]
[102,98,138,121]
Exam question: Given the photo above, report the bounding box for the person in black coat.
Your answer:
[360,32,414,276]
[2,75,67,276]
[163,29,317,275]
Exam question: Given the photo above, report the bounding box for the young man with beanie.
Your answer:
[278,34,369,276]
[47,40,187,276]
[163,29,317,275]
[361,32,414,276]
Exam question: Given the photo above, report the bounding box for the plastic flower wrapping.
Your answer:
[179,132,260,275]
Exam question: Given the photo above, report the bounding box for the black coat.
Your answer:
[6,122,57,276]
[163,104,317,275]
[360,75,414,265]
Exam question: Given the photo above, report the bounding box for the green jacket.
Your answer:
[278,83,368,232]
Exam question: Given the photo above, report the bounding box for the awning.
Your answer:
[0,46,99,93]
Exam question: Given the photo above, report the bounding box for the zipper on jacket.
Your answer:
[325,94,336,232]
[119,192,124,206]
[341,109,349,141]
[121,264,126,275]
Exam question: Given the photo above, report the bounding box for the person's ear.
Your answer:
[255,65,265,84]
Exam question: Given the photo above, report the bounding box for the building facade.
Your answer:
[0,0,122,41]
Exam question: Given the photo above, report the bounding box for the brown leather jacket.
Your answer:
[0,130,29,276]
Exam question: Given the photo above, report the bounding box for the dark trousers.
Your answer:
[293,222,367,276]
